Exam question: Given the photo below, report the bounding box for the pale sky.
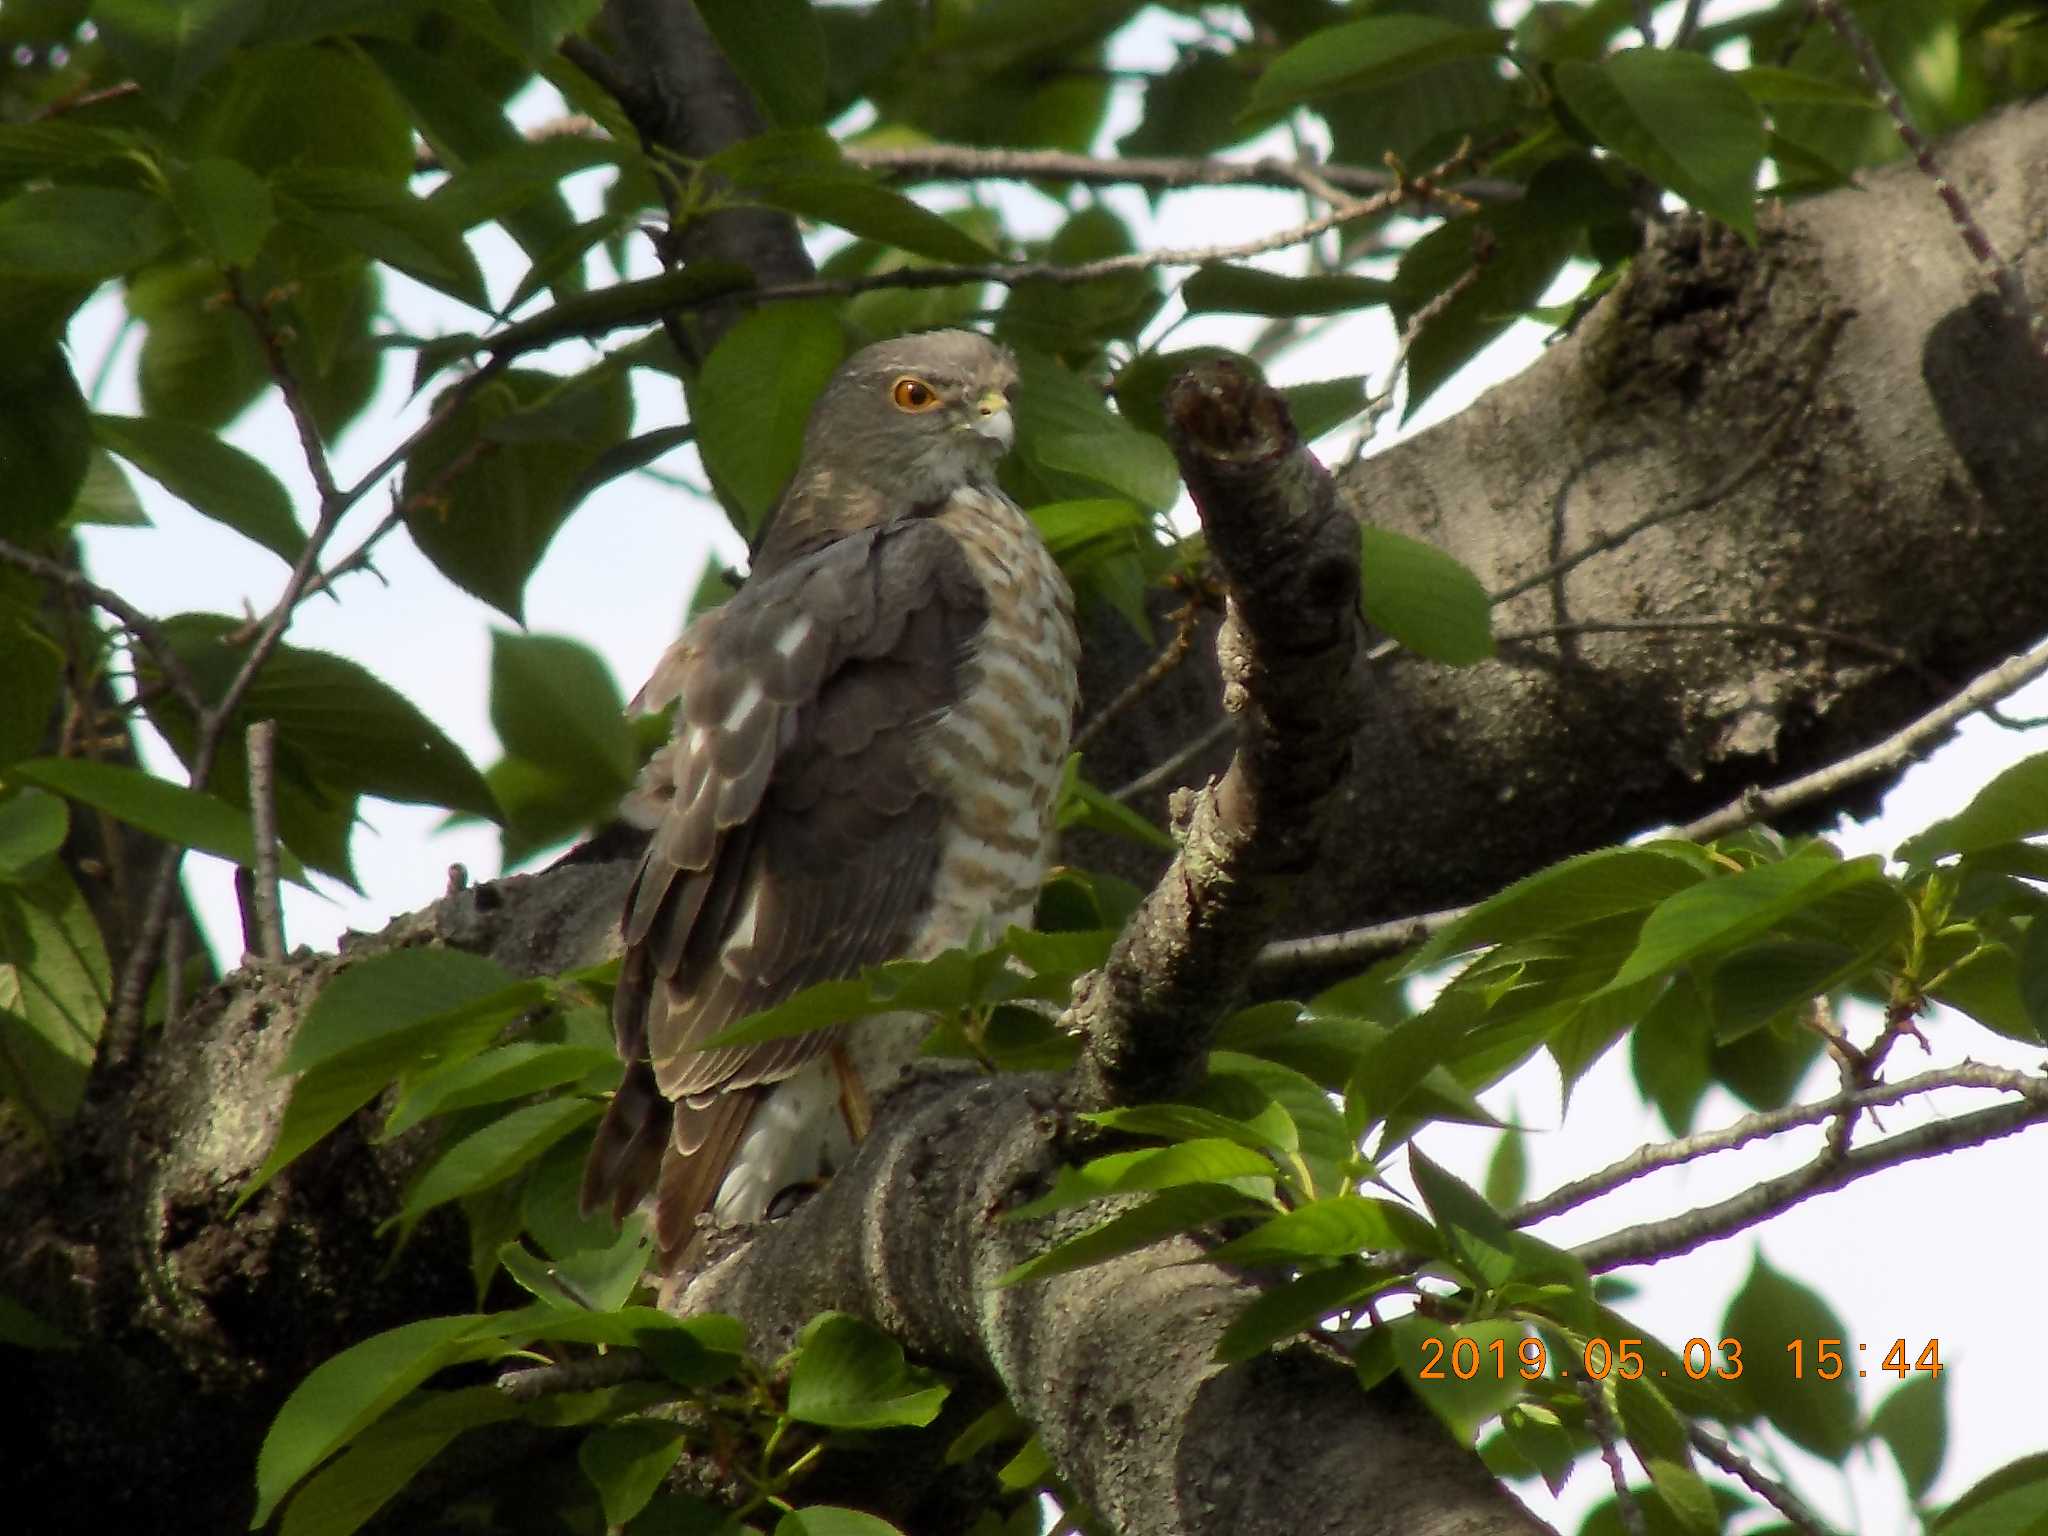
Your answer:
[66,6,2047,1530]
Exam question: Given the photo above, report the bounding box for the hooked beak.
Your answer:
[969,388,1014,450]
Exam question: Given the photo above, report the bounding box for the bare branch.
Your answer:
[1688,1424,1839,1536]
[1513,1064,2048,1227]
[246,720,285,962]
[1813,0,2044,360]
[1573,1095,2048,1272]
[1065,359,1366,1113]
[0,539,208,717]
[844,142,1522,209]
[1577,1376,1646,1536]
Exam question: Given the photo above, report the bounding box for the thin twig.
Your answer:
[1491,615,1943,688]
[1073,602,1203,757]
[843,143,1523,208]
[1577,1377,1647,1536]
[1688,1424,1838,1536]
[1512,1064,2045,1226]
[0,539,207,716]
[1574,1094,2048,1272]
[1252,905,1468,971]
[495,1352,665,1402]
[1110,717,1233,803]
[1351,226,1495,462]
[1812,0,2044,359]
[1680,635,2048,841]
[246,720,285,962]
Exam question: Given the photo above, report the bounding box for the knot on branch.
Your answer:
[1167,359,1296,463]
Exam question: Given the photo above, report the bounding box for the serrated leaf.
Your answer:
[1390,1316,1530,1443]
[1359,526,1492,664]
[1033,430,1180,511]
[388,1097,600,1244]
[90,413,303,563]
[277,1386,518,1536]
[1606,855,1884,993]
[0,787,66,878]
[1214,1261,1390,1364]
[1181,265,1394,318]
[402,367,632,622]
[0,349,90,540]
[168,155,275,267]
[1934,1453,2048,1535]
[94,0,261,116]
[1901,754,2048,866]
[11,758,309,885]
[483,263,755,356]
[1871,1371,1946,1502]
[489,630,633,793]
[1414,846,1708,971]
[286,949,523,1077]
[67,450,149,528]
[1006,1138,1275,1221]
[1735,66,1879,108]
[0,861,110,1126]
[0,185,178,279]
[1283,376,1369,442]
[1250,15,1510,112]
[276,169,488,310]
[747,173,996,265]
[788,1313,949,1429]
[383,1041,617,1140]
[253,1315,493,1527]
[1408,1145,1516,1290]
[693,301,846,531]
[776,1510,907,1536]
[1206,1194,1435,1267]
[1484,1127,1527,1210]
[698,0,827,127]
[999,1184,1267,1287]
[1553,51,1765,238]
[1721,1253,1857,1459]
[579,1420,687,1530]
[1029,498,1150,565]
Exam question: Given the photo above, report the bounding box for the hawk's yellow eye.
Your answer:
[891,376,941,412]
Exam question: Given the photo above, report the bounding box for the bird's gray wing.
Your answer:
[580,516,989,1262]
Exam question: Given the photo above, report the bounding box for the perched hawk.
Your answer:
[581,329,1080,1273]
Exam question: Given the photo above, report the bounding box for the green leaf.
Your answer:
[1006,1138,1276,1221]
[1607,855,1884,993]
[1484,1127,1527,1210]
[89,413,304,563]
[1250,15,1510,112]
[1214,1261,1390,1364]
[1900,754,2048,866]
[1033,429,1180,511]
[578,1420,687,1530]
[93,0,262,116]
[276,169,488,311]
[11,758,309,885]
[482,263,755,356]
[1206,1194,1436,1267]
[253,1314,492,1527]
[0,185,178,280]
[1055,755,1174,852]
[287,949,522,1077]
[384,1040,618,1140]
[1391,1316,1531,1443]
[168,155,276,268]
[0,788,65,878]
[0,349,91,540]
[1412,845,1707,971]
[1721,1253,1857,1459]
[1359,527,1492,665]
[1029,498,1150,565]
[1934,1453,2048,1535]
[717,133,994,264]
[1735,66,1879,108]
[1181,265,1394,318]
[489,631,633,793]
[0,860,109,1127]
[776,1510,907,1536]
[402,367,633,622]
[386,1097,600,1243]
[1871,1370,1946,1503]
[788,1313,949,1429]
[1553,51,1766,238]
[999,207,1160,355]
[1282,377,1369,442]
[692,301,846,530]
[278,1386,518,1536]
[697,0,827,126]
[1408,1145,1516,1290]
[67,450,150,528]
[0,1292,75,1350]
[999,1184,1268,1287]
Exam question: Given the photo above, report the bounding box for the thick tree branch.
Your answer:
[1065,360,1367,1113]
[683,1073,1555,1536]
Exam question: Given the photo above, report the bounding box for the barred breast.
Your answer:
[918,483,1081,954]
